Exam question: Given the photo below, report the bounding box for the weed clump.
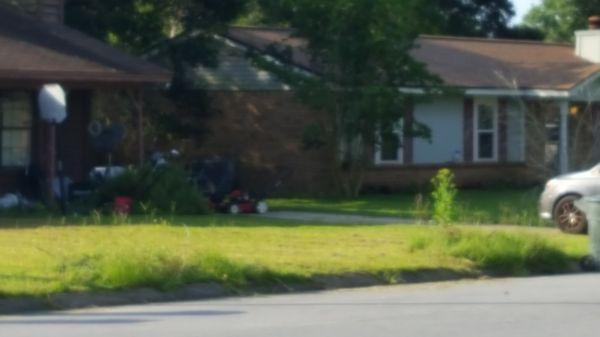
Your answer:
[431,168,458,225]
[409,228,571,275]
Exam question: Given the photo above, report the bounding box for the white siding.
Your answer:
[507,100,526,162]
[413,98,464,165]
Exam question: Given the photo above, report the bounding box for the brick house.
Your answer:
[190,24,600,194]
[0,1,170,196]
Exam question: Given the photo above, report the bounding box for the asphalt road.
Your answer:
[3,274,600,337]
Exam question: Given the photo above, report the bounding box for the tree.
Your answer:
[573,0,600,22]
[424,0,516,38]
[65,0,248,144]
[256,0,440,196]
[523,0,580,42]
[252,0,538,40]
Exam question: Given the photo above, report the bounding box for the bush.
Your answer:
[93,165,209,215]
[431,168,458,225]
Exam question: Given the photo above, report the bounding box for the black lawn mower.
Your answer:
[191,156,289,215]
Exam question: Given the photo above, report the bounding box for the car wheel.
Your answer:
[553,195,588,234]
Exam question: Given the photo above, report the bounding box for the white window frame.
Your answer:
[375,121,403,165]
[473,97,499,163]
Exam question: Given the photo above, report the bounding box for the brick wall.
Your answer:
[364,163,539,192]
[195,91,545,195]
[195,91,332,195]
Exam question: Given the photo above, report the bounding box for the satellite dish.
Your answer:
[38,84,67,124]
[90,123,126,154]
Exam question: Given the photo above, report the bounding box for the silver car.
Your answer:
[539,164,600,234]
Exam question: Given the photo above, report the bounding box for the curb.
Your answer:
[0,283,230,315]
[0,271,477,315]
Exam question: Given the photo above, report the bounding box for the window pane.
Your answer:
[381,132,401,161]
[1,94,32,128]
[2,130,30,167]
[478,104,494,130]
[478,132,494,159]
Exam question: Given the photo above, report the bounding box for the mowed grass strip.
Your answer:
[270,188,544,225]
[0,216,587,298]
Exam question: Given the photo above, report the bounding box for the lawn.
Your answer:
[270,188,544,226]
[0,214,587,299]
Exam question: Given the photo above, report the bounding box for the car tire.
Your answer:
[553,195,588,234]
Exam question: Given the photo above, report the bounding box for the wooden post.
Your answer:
[559,100,570,174]
[131,90,145,166]
[46,123,56,204]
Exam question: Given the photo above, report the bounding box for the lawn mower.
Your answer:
[191,156,286,215]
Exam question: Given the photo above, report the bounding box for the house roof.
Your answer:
[0,3,171,87]
[225,26,600,91]
[193,40,290,91]
[227,27,313,72]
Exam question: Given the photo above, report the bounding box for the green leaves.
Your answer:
[251,0,442,196]
[66,0,246,54]
[523,0,580,43]
[431,169,458,226]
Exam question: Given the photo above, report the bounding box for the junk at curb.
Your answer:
[114,196,134,215]
[0,193,34,210]
[0,194,18,209]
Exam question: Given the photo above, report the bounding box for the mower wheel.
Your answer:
[255,201,269,214]
[228,204,241,215]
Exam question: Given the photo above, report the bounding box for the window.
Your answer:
[474,98,498,162]
[375,121,403,165]
[0,93,32,167]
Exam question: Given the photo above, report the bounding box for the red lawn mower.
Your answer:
[192,157,285,215]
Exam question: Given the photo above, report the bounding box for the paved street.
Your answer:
[3,274,600,337]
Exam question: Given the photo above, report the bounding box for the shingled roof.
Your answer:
[225,26,600,91]
[0,3,171,87]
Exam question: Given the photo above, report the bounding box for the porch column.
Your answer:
[130,90,145,166]
[46,123,57,204]
[559,100,569,174]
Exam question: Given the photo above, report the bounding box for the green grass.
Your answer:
[0,215,587,299]
[270,188,544,226]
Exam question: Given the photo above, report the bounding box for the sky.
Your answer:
[512,0,543,24]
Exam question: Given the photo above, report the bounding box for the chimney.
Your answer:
[589,16,600,30]
[575,16,600,63]
[10,0,64,24]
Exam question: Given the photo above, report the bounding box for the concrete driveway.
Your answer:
[259,210,414,224]
[3,274,600,337]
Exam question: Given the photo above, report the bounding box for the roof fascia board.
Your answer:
[399,87,570,99]
[466,88,570,98]
[569,71,600,102]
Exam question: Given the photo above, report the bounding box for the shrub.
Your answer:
[430,168,458,225]
[93,165,209,215]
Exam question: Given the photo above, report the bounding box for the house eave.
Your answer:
[399,87,572,99]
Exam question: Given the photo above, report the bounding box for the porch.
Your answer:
[0,4,171,198]
[367,90,600,190]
